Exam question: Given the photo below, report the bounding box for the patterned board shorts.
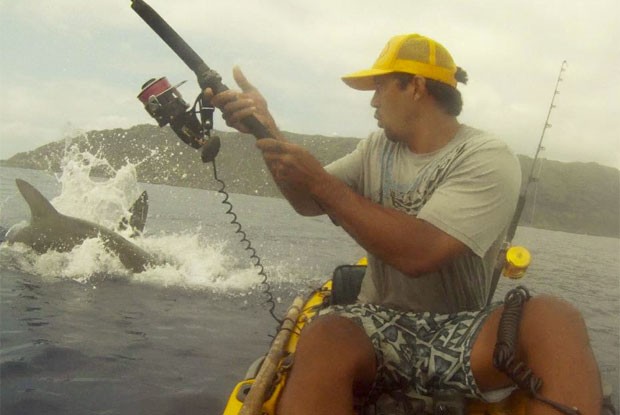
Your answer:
[318,303,505,409]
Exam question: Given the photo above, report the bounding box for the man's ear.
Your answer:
[412,76,427,100]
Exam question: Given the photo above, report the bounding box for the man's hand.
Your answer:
[204,66,279,138]
[205,67,327,216]
[256,138,327,195]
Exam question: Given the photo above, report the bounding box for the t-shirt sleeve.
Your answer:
[417,141,522,257]
[324,137,368,193]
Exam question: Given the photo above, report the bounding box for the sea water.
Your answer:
[0,151,618,414]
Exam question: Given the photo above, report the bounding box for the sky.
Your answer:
[1,0,619,168]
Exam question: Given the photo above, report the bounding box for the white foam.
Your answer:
[133,232,261,292]
[2,147,263,293]
[52,147,142,232]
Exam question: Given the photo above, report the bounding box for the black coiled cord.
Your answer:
[211,160,281,325]
[493,286,540,390]
[193,99,281,327]
[493,286,580,415]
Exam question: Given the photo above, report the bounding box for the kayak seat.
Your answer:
[330,265,366,305]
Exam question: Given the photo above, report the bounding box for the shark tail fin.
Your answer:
[15,179,59,220]
[119,191,148,236]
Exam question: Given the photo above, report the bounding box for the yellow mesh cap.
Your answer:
[342,34,458,90]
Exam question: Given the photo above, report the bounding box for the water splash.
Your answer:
[52,146,142,233]
[1,147,262,293]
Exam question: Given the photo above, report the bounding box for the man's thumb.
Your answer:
[233,65,254,92]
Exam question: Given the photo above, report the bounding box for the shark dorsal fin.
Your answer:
[15,179,59,219]
[128,191,148,234]
[117,190,149,235]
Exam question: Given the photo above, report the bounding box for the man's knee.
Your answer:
[472,294,593,390]
[521,295,590,348]
[295,314,376,386]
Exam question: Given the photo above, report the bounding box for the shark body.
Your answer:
[7,179,157,273]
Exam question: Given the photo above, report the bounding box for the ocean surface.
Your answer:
[1,153,618,414]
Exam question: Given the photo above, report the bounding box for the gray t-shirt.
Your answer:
[325,125,521,313]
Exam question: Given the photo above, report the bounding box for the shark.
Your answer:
[6,178,158,273]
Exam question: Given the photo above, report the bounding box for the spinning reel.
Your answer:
[137,76,220,163]
[138,77,204,149]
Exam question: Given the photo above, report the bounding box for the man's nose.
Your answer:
[370,91,379,108]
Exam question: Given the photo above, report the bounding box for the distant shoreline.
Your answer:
[3,124,619,238]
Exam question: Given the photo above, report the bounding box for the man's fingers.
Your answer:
[209,89,238,108]
[224,106,257,128]
[223,97,255,114]
[233,65,255,93]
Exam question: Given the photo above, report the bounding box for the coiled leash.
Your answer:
[493,286,580,415]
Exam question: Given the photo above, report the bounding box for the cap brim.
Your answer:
[341,68,394,90]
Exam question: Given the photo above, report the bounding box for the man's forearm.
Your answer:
[277,182,326,216]
[309,174,468,276]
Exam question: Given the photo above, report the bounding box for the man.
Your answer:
[207,34,602,414]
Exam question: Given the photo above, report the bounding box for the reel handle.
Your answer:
[131,0,271,140]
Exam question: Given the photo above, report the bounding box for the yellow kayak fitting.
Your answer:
[502,246,531,279]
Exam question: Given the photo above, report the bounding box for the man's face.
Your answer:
[370,74,416,143]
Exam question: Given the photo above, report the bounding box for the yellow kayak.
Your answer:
[221,259,533,415]
[222,255,616,414]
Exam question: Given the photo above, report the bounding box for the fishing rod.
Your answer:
[131,0,270,144]
[484,62,584,415]
[510,60,567,241]
[486,61,567,306]
[130,0,280,324]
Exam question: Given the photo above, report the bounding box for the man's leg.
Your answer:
[276,314,376,415]
[471,295,603,415]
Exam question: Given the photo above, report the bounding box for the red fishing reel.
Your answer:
[137,77,220,162]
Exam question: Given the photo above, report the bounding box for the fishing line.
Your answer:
[186,93,281,325]
[209,158,281,325]
[132,0,282,327]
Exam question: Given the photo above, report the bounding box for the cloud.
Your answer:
[1,0,619,168]
[0,76,145,155]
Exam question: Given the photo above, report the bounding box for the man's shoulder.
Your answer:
[460,125,508,147]
[448,126,521,186]
[457,125,518,160]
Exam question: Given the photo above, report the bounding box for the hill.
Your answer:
[2,124,619,238]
